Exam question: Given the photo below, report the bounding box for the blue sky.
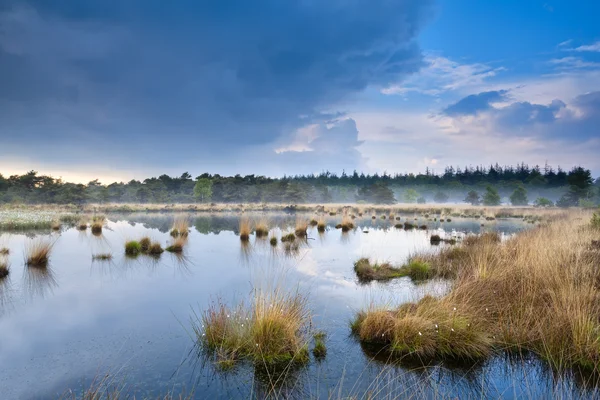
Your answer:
[0,0,599,182]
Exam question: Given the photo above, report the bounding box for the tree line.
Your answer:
[0,164,598,206]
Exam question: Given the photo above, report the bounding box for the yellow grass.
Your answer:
[254,218,269,238]
[171,215,190,237]
[354,210,600,370]
[25,237,55,267]
[195,287,311,366]
[239,217,251,241]
[166,236,187,253]
[294,218,308,237]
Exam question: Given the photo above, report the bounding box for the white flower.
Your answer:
[418,332,422,336]
[451,328,455,332]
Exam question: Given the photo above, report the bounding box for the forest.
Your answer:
[0,163,598,206]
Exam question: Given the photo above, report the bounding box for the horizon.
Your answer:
[1,1,600,181]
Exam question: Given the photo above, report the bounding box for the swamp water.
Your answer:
[0,213,593,398]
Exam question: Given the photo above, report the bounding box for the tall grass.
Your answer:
[166,236,186,253]
[255,218,269,238]
[353,210,600,370]
[171,215,190,237]
[25,238,55,267]
[194,288,312,368]
[239,217,251,241]
[340,215,354,232]
[294,218,308,237]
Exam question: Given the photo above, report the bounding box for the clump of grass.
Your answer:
[125,240,142,256]
[171,215,190,237]
[0,260,9,279]
[91,221,103,235]
[341,215,354,232]
[419,225,428,230]
[166,236,186,253]
[239,217,251,241]
[295,218,308,237]
[77,219,88,230]
[400,259,432,281]
[51,220,61,231]
[403,222,415,230]
[0,248,8,255]
[255,219,269,238]
[313,332,327,359]
[317,218,326,233]
[352,296,492,361]
[148,242,164,255]
[269,235,278,246]
[371,215,376,220]
[139,237,151,253]
[430,235,442,245]
[281,232,296,243]
[25,238,54,267]
[353,258,404,282]
[335,224,342,229]
[194,288,312,367]
[92,253,113,261]
[309,218,319,227]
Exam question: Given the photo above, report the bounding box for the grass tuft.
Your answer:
[148,242,164,255]
[269,235,278,246]
[139,237,151,253]
[92,253,113,261]
[294,218,308,237]
[91,221,103,235]
[239,217,251,241]
[171,215,190,237]
[166,236,186,253]
[354,258,404,282]
[254,219,269,238]
[194,288,313,368]
[125,240,142,256]
[0,261,9,279]
[25,238,54,267]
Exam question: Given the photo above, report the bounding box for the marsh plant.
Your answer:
[269,235,278,246]
[239,217,251,241]
[77,219,88,231]
[25,238,55,267]
[92,253,113,261]
[340,215,354,232]
[353,211,600,370]
[194,288,312,368]
[254,219,269,238]
[139,237,152,253]
[0,247,8,255]
[171,215,190,237]
[91,221,103,235]
[294,218,308,237]
[0,259,8,279]
[124,240,142,256]
[166,236,186,253]
[317,218,326,233]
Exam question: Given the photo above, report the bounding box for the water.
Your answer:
[0,213,591,398]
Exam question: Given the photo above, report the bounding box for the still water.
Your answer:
[0,213,591,398]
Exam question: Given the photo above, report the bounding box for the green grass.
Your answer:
[269,236,278,246]
[312,332,327,359]
[353,258,405,282]
[125,240,142,256]
[281,233,296,243]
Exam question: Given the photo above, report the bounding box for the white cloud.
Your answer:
[573,41,600,52]
[382,55,505,96]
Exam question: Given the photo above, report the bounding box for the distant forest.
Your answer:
[1,164,598,207]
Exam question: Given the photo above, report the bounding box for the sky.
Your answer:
[0,0,599,183]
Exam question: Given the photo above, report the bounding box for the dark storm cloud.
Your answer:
[0,0,433,173]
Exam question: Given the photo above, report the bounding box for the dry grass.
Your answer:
[166,236,186,253]
[148,242,164,255]
[294,218,308,237]
[254,218,269,238]
[25,238,54,267]
[340,215,354,232]
[354,258,404,282]
[77,218,88,230]
[354,210,600,370]
[239,217,251,241]
[51,220,61,231]
[317,217,326,233]
[194,288,311,367]
[139,237,152,253]
[171,215,190,237]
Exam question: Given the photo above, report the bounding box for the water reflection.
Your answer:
[23,265,58,299]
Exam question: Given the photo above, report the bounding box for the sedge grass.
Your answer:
[92,253,113,261]
[25,238,54,267]
[124,240,142,256]
[194,288,311,367]
[255,219,269,238]
[171,215,190,237]
[239,217,251,241]
[353,210,600,370]
[294,218,308,237]
[0,260,8,279]
[166,236,186,253]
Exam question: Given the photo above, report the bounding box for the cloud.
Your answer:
[443,90,509,116]
[382,55,504,96]
[0,0,433,175]
[574,41,600,52]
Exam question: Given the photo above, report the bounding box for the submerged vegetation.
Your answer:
[193,288,312,367]
[353,211,600,371]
